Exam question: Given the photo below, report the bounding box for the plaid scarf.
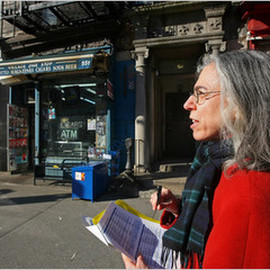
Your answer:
[161,141,232,268]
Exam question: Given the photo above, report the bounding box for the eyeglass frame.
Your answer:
[189,87,221,104]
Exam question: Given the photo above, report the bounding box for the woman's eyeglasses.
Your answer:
[189,88,221,105]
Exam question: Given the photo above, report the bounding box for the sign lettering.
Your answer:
[60,129,78,139]
[0,57,93,76]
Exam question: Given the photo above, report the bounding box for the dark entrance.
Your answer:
[154,44,204,165]
[165,92,195,160]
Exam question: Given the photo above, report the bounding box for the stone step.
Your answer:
[138,175,187,199]
[112,168,189,200]
[153,177,186,198]
[159,162,191,173]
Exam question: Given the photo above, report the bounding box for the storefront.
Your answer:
[0,1,247,174]
[0,46,114,176]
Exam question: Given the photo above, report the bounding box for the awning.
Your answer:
[0,45,112,77]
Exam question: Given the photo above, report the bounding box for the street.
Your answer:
[0,182,161,268]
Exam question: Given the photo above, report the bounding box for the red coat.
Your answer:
[160,169,270,269]
[203,169,270,268]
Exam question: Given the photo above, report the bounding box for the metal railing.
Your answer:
[0,1,22,39]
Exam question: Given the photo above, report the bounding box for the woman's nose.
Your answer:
[183,95,196,111]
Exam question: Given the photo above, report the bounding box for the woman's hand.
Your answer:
[150,187,180,216]
[121,253,149,269]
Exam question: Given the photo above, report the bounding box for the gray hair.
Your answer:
[200,50,270,171]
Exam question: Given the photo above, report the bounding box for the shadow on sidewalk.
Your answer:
[95,166,190,202]
[0,192,70,206]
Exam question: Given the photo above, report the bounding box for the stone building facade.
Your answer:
[130,2,243,171]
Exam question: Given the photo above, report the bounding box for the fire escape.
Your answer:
[0,1,137,59]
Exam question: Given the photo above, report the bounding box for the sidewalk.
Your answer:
[0,169,187,268]
[0,168,188,268]
[0,182,152,268]
[0,164,189,198]
[0,171,36,185]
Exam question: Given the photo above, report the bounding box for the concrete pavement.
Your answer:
[0,169,188,268]
[0,182,157,268]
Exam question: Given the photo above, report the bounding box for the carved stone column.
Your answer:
[204,4,227,55]
[205,39,226,55]
[132,46,149,172]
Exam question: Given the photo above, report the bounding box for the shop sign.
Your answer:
[0,57,93,76]
[48,108,56,120]
[15,154,28,164]
[9,138,28,148]
[87,118,96,131]
[75,172,85,181]
[57,116,85,140]
[60,129,78,139]
[107,79,114,99]
[59,118,84,129]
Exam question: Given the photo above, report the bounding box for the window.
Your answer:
[41,76,107,158]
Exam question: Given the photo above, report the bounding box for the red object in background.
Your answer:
[248,17,270,37]
[9,138,27,148]
[240,2,270,50]
[107,79,114,100]
[242,3,270,38]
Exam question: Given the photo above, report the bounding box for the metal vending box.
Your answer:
[71,162,108,202]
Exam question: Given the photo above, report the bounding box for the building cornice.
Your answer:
[132,1,228,15]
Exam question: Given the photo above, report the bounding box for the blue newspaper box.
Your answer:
[71,162,108,202]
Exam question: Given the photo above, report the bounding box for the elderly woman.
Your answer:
[122,50,270,269]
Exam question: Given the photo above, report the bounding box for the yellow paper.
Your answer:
[92,199,159,225]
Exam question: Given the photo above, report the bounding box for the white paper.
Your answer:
[82,216,109,246]
[97,202,173,269]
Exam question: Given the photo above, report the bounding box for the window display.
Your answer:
[8,104,28,172]
[41,77,108,161]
